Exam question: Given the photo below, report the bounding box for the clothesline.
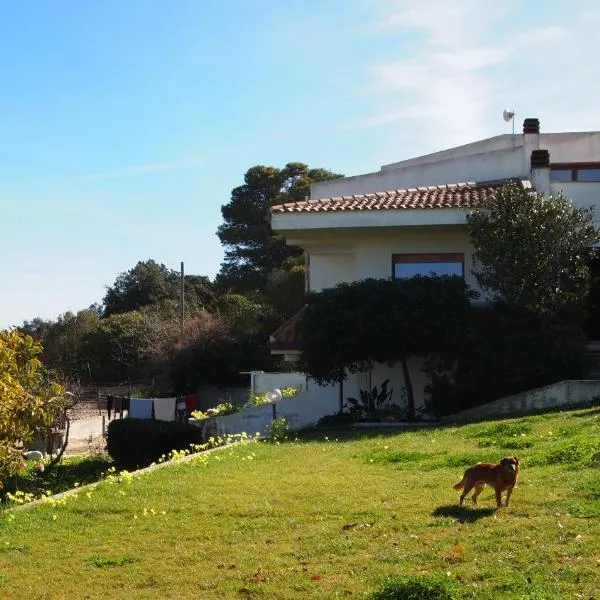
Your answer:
[105,394,198,422]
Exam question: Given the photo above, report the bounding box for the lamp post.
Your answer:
[265,388,282,421]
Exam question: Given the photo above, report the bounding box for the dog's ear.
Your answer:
[513,456,520,465]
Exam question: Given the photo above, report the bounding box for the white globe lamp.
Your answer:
[265,388,282,420]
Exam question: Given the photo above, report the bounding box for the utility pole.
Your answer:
[180,261,185,339]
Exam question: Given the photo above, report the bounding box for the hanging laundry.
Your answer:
[113,396,122,419]
[176,398,188,422]
[129,398,154,419]
[186,394,198,414]
[153,397,176,422]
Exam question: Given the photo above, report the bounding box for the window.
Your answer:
[550,168,573,182]
[576,168,600,182]
[550,163,600,182]
[392,253,464,279]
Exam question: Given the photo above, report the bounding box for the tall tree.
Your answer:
[82,311,150,382]
[440,182,600,413]
[216,162,343,294]
[103,259,214,316]
[103,260,179,316]
[34,310,101,380]
[466,183,600,313]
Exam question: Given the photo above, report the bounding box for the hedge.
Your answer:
[106,419,206,470]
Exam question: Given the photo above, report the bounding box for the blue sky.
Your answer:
[1,0,599,328]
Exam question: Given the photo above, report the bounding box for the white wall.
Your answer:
[298,227,478,293]
[251,371,308,394]
[353,359,430,414]
[190,380,342,436]
[309,252,356,292]
[274,208,468,232]
[190,363,433,438]
[543,132,600,162]
[444,380,600,422]
[550,182,600,221]
[311,147,525,198]
[381,134,517,170]
[310,131,600,201]
[352,227,477,289]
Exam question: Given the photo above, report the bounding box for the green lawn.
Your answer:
[0,406,598,599]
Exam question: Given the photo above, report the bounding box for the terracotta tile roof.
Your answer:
[269,307,305,352]
[271,180,525,213]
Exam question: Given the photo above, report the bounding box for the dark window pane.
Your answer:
[394,262,463,279]
[550,169,572,182]
[577,168,600,182]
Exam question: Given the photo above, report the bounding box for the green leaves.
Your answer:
[216,163,342,295]
[299,277,473,418]
[102,260,214,317]
[466,183,600,313]
[0,331,69,487]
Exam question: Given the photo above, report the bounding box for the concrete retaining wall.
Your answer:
[444,380,600,422]
[252,371,307,394]
[189,380,340,437]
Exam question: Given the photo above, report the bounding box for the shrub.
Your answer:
[347,379,393,421]
[368,574,459,600]
[191,402,238,420]
[107,419,206,470]
[281,386,302,398]
[316,412,357,426]
[244,386,302,410]
[245,392,270,408]
[267,417,289,442]
[425,306,586,417]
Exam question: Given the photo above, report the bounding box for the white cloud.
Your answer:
[349,0,597,156]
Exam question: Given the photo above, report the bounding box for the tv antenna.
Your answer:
[503,109,516,142]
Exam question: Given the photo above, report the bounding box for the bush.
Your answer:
[266,417,289,442]
[316,412,357,426]
[369,574,459,600]
[425,306,586,417]
[191,402,238,420]
[107,419,206,470]
[245,392,270,408]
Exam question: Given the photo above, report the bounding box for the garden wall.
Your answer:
[194,373,308,411]
[444,379,600,422]
[251,371,308,394]
[189,380,339,437]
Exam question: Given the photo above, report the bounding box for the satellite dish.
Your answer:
[265,388,283,404]
[503,109,515,122]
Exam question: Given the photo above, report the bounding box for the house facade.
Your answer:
[269,118,600,411]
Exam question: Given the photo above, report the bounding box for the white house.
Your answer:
[269,118,600,412]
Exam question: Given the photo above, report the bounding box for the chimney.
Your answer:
[522,117,541,177]
[523,118,540,134]
[530,149,551,194]
[530,149,550,169]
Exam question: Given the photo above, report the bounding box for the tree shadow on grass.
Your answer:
[432,504,496,523]
[2,456,112,501]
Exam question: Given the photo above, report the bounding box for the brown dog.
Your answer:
[453,457,519,508]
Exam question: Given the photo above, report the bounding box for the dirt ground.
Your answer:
[65,400,111,455]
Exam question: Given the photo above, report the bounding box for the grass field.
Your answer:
[0,406,598,599]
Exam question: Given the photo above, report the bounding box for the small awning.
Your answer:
[269,307,305,353]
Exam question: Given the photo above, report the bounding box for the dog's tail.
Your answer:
[453,479,464,490]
